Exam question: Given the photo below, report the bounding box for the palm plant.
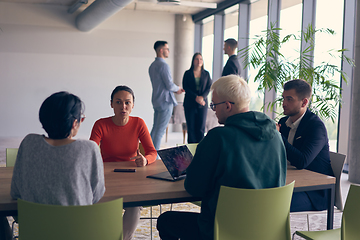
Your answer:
[239,23,354,122]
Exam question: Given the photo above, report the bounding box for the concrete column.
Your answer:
[172,14,194,132]
[174,14,194,98]
[348,0,360,183]
[194,22,203,53]
[338,0,356,157]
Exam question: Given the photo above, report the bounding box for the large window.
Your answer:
[279,1,302,65]
[223,4,239,67]
[202,16,214,79]
[275,1,302,118]
[314,0,344,151]
[195,0,350,156]
[248,0,268,112]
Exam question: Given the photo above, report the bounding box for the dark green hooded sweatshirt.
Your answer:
[184,111,287,240]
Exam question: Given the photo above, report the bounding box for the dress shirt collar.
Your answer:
[285,111,306,129]
[155,57,166,62]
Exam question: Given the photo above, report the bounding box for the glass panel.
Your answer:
[224,4,239,67]
[202,16,214,79]
[279,1,302,65]
[314,0,344,151]
[276,1,303,119]
[248,0,268,112]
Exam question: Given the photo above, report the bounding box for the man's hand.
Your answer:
[276,123,281,132]
[176,88,185,94]
[130,149,147,167]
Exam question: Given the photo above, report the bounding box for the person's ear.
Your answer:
[302,98,309,108]
[72,119,79,129]
[110,100,114,109]
[225,101,232,111]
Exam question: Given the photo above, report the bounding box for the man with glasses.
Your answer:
[148,40,184,150]
[157,75,286,240]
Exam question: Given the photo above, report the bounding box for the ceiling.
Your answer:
[0,0,226,15]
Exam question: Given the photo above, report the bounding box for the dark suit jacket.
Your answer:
[279,109,334,211]
[222,55,241,77]
[182,69,212,109]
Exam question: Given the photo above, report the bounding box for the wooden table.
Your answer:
[0,160,336,229]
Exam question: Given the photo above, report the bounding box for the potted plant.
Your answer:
[239,23,354,122]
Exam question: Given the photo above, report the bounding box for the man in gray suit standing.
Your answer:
[149,40,184,150]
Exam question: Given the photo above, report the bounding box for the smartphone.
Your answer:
[114,169,136,172]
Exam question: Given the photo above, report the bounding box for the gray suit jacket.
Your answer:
[149,57,179,110]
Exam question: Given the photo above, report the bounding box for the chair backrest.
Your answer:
[329,151,346,211]
[18,198,123,240]
[176,143,198,156]
[341,184,360,240]
[214,181,295,240]
[6,148,18,167]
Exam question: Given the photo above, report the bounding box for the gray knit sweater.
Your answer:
[11,134,105,206]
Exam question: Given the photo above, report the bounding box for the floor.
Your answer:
[0,129,355,239]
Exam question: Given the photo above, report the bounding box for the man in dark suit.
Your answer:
[277,79,334,212]
[222,38,242,77]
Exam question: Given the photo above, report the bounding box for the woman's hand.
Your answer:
[195,96,206,106]
[130,149,148,167]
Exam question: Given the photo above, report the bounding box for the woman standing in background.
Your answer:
[183,53,212,143]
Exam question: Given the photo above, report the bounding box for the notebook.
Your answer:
[147,145,193,182]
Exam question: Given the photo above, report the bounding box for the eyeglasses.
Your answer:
[210,101,235,111]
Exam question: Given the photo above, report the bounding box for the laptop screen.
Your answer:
[157,145,193,178]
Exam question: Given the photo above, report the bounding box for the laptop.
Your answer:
[147,145,193,182]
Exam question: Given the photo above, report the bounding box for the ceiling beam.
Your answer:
[192,0,249,23]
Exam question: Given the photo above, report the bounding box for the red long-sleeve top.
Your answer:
[90,116,157,164]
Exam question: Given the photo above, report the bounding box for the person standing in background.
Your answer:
[149,40,184,150]
[222,38,242,77]
[182,52,212,143]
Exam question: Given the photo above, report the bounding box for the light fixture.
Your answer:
[157,0,180,5]
[157,0,217,9]
[67,0,88,14]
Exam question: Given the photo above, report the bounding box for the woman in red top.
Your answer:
[90,85,157,240]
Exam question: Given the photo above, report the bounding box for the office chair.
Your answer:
[17,198,123,240]
[291,151,346,230]
[215,181,295,240]
[6,148,18,167]
[293,184,360,240]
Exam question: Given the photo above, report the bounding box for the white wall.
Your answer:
[0,2,175,139]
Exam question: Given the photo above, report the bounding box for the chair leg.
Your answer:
[150,206,153,240]
[307,214,310,231]
[11,218,18,240]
